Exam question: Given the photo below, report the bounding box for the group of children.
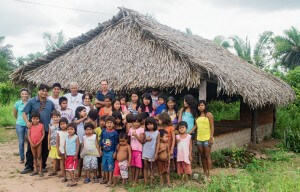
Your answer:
[27,90,214,188]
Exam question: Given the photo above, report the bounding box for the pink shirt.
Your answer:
[30,123,44,145]
[128,127,144,152]
[176,134,191,164]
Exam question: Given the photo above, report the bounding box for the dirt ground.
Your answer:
[0,140,126,192]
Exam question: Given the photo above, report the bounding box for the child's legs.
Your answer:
[31,146,37,172]
[134,167,140,182]
[204,146,212,176]
[165,172,171,185]
[198,145,208,174]
[86,170,90,179]
[37,144,42,173]
[143,160,148,183]
[131,167,136,181]
[60,156,66,178]
[108,171,113,183]
[159,173,164,185]
[68,170,75,183]
[97,157,102,178]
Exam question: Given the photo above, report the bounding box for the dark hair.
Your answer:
[118,131,128,140]
[183,94,198,118]
[20,88,29,93]
[75,106,86,119]
[119,95,127,101]
[197,100,208,116]
[176,121,188,130]
[158,112,172,126]
[82,92,93,101]
[139,112,149,121]
[130,90,140,108]
[100,115,107,122]
[67,122,77,134]
[140,93,153,113]
[51,110,61,117]
[112,111,122,121]
[112,99,121,112]
[145,117,157,131]
[105,116,116,124]
[158,94,166,102]
[126,113,134,123]
[151,88,159,92]
[31,111,40,119]
[59,96,68,105]
[166,96,178,113]
[132,114,142,123]
[104,95,112,101]
[84,122,94,130]
[59,117,69,129]
[38,83,50,91]
[87,109,99,121]
[52,83,61,89]
[159,129,168,138]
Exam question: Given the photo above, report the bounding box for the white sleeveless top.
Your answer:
[58,131,68,153]
[81,134,99,157]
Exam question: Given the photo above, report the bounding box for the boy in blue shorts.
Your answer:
[100,116,118,186]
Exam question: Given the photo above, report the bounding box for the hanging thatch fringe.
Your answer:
[10,7,295,109]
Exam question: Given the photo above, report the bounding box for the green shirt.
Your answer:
[15,100,27,126]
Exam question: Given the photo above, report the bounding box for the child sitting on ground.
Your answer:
[113,132,132,186]
[157,129,171,187]
[48,110,61,176]
[81,122,102,184]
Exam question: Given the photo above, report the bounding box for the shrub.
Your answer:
[0,81,20,105]
[208,100,240,121]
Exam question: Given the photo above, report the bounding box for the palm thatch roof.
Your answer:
[11,7,295,108]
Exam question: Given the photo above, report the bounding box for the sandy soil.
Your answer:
[0,140,125,192]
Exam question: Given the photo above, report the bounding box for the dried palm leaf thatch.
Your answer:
[11,7,295,109]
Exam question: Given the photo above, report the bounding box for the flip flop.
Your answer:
[30,171,38,176]
[67,183,77,187]
[94,177,99,183]
[84,178,91,184]
[61,178,68,183]
[48,172,57,176]
[100,180,108,184]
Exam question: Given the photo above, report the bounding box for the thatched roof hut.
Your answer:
[11,7,295,109]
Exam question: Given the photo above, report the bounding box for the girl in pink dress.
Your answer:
[28,111,45,177]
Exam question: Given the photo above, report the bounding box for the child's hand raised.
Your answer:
[146,136,152,142]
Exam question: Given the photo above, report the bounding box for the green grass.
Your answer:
[125,150,300,192]
[208,100,240,121]
[0,127,17,143]
[0,102,16,127]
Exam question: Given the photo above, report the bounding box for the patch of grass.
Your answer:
[0,102,16,127]
[0,127,17,143]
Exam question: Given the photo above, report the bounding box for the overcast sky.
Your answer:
[1,0,300,58]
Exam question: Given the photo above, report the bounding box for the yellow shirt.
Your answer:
[94,127,102,141]
[196,117,210,141]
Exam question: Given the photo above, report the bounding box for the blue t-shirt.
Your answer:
[100,129,118,152]
[15,100,28,126]
[96,90,115,102]
[154,104,167,116]
[22,96,55,132]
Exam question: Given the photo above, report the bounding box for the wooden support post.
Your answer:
[199,80,207,101]
[272,107,276,135]
[251,109,258,144]
[27,82,34,98]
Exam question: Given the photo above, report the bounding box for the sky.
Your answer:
[1,0,300,58]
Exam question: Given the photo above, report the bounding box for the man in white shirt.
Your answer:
[64,82,83,115]
[48,83,61,110]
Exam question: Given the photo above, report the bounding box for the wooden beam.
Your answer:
[272,107,276,135]
[27,82,34,98]
[199,80,207,100]
[251,109,258,144]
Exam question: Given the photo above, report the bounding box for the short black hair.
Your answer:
[84,122,94,130]
[100,115,107,122]
[31,111,40,119]
[159,129,168,138]
[51,110,61,117]
[132,114,142,123]
[67,122,77,134]
[38,83,50,91]
[125,113,134,123]
[112,111,122,120]
[59,117,69,128]
[59,96,68,105]
[52,83,61,89]
[158,94,166,101]
[88,109,99,121]
[82,92,93,101]
[118,131,128,140]
[104,95,112,101]
[138,112,149,121]
[145,117,157,131]
[105,116,116,124]
[176,121,188,130]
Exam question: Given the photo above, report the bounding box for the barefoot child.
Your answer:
[176,121,192,182]
[142,117,159,186]
[100,116,118,186]
[157,129,171,187]
[48,110,61,176]
[81,122,102,184]
[64,122,80,187]
[56,117,69,182]
[128,115,145,185]
[28,111,45,177]
[113,132,132,186]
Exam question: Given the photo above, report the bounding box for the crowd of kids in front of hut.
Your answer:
[21,81,214,188]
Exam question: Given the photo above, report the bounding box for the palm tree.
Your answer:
[213,35,231,49]
[253,31,274,68]
[43,31,66,53]
[273,26,300,70]
[229,35,252,64]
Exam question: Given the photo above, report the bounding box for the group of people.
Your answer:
[13,80,214,187]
